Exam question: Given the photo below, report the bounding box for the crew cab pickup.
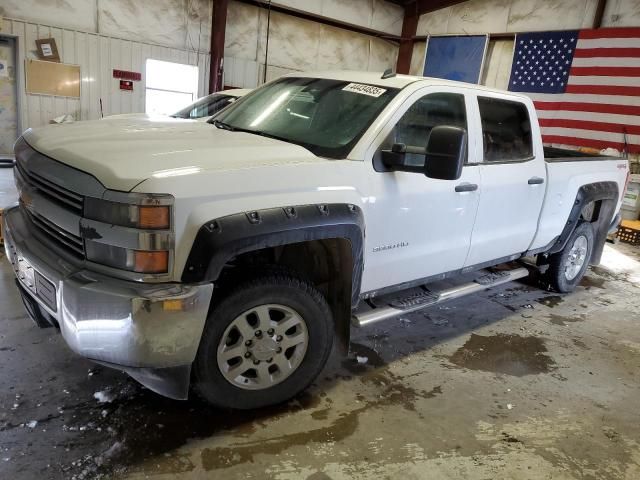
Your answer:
[3,71,629,409]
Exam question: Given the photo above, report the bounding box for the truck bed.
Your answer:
[544,146,618,161]
[528,149,628,253]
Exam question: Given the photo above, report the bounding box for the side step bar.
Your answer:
[352,267,530,328]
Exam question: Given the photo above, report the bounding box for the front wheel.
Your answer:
[193,273,334,409]
[545,221,594,293]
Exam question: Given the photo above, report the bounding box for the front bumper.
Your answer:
[3,206,213,399]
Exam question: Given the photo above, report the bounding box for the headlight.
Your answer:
[82,194,173,276]
[84,197,171,230]
[85,241,169,274]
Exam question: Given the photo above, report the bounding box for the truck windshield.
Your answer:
[172,93,237,119]
[210,77,399,158]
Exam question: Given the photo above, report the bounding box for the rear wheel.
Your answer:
[545,221,594,293]
[193,273,333,409]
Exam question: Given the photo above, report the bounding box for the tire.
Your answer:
[545,221,594,293]
[193,272,334,409]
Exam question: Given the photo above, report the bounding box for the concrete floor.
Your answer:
[1,167,640,479]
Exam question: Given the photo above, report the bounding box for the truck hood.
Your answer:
[23,117,323,191]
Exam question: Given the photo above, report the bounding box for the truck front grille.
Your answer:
[14,139,88,260]
[23,207,85,258]
[15,161,84,214]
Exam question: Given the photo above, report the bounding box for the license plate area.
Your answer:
[7,242,57,313]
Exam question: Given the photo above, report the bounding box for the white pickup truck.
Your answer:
[3,71,629,409]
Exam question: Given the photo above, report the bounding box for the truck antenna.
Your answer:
[381,68,396,79]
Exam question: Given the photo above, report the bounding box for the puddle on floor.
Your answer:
[536,295,564,308]
[200,341,443,471]
[591,266,623,282]
[549,313,586,326]
[580,276,606,290]
[448,334,555,376]
[54,380,332,478]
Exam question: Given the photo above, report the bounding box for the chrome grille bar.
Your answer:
[15,161,83,214]
[24,207,84,257]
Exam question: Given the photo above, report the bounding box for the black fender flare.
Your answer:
[548,181,619,264]
[181,203,364,306]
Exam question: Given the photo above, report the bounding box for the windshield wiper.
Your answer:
[211,119,236,131]
[210,121,315,154]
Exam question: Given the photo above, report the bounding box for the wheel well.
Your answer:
[580,200,602,223]
[215,239,354,355]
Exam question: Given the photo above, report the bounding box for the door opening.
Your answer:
[0,36,18,159]
[145,59,199,115]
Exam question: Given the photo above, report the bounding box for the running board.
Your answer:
[352,267,530,328]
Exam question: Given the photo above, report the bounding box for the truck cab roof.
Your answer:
[287,70,532,101]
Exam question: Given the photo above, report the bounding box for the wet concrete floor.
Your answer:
[1,229,640,477]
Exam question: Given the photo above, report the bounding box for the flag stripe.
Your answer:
[565,84,640,96]
[537,109,640,127]
[573,47,640,58]
[539,118,640,135]
[572,56,640,67]
[541,127,640,145]
[533,101,640,117]
[569,66,640,77]
[542,135,640,154]
[579,27,640,39]
[577,38,640,49]
[568,75,640,86]
[528,92,640,106]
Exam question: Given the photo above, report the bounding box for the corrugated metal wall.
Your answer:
[4,17,210,133]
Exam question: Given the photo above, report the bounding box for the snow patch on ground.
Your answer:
[93,391,113,404]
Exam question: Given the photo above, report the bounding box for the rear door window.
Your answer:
[478,97,533,162]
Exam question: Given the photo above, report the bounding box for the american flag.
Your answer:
[509,27,640,155]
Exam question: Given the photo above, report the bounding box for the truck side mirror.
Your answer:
[380,143,427,174]
[424,126,467,181]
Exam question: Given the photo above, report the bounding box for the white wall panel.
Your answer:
[416,0,615,35]
[273,0,404,35]
[602,0,640,27]
[0,0,96,32]
[480,38,515,89]
[5,18,210,133]
[409,41,426,76]
[447,0,511,35]
[224,0,400,88]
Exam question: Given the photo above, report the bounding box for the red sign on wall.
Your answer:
[120,80,133,91]
[113,69,141,81]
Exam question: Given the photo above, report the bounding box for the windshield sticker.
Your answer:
[342,83,387,97]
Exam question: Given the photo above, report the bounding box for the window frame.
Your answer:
[371,88,477,173]
[476,95,535,165]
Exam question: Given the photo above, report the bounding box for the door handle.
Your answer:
[528,177,545,185]
[455,183,478,193]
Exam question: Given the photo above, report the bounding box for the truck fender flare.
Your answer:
[548,181,619,263]
[181,203,365,306]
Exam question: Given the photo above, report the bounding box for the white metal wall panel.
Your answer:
[5,17,210,133]
[223,56,260,89]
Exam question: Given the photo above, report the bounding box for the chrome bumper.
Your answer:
[3,206,213,399]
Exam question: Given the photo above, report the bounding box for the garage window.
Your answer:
[145,59,199,115]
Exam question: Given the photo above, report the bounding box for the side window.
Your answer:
[478,97,533,163]
[190,97,234,119]
[393,93,467,166]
